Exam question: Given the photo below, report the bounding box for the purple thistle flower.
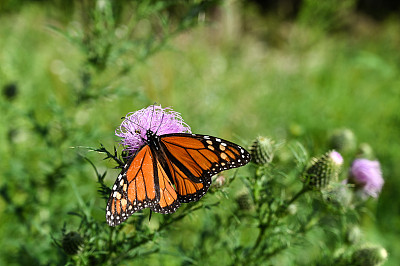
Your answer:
[347,158,384,198]
[116,105,191,154]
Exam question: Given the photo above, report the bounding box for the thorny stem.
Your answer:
[111,202,210,263]
[246,186,310,262]
[245,201,274,261]
[255,208,272,247]
[92,144,125,168]
[261,244,288,262]
[252,210,322,264]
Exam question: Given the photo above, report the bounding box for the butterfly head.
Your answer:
[145,129,153,139]
[145,129,157,142]
[116,105,191,154]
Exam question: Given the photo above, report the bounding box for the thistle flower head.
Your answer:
[116,105,191,153]
[2,83,18,101]
[329,128,356,153]
[334,244,388,266]
[357,143,375,159]
[347,158,384,198]
[303,150,343,190]
[250,136,278,165]
[236,191,254,211]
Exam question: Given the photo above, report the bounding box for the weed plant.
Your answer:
[0,0,398,265]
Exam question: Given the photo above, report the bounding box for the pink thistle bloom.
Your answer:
[329,150,344,166]
[347,158,384,198]
[116,105,191,154]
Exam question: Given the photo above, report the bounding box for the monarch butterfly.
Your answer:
[106,106,251,226]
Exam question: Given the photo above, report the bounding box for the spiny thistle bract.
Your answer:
[250,136,276,165]
[303,150,343,190]
[61,231,84,255]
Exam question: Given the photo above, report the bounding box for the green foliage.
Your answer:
[51,142,381,265]
[0,0,399,265]
[298,0,356,32]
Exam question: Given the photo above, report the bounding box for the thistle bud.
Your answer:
[61,231,84,255]
[2,83,18,101]
[329,128,356,153]
[350,245,388,266]
[235,191,254,211]
[214,175,226,188]
[357,143,374,160]
[250,136,276,165]
[334,244,387,266]
[303,150,343,190]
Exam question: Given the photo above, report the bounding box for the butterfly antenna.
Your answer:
[149,104,156,131]
[155,112,165,134]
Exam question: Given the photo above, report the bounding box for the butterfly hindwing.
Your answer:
[160,133,251,203]
[150,159,181,214]
[106,145,161,226]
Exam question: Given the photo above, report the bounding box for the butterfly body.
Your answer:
[106,129,250,226]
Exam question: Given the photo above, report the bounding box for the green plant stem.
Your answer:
[245,202,274,262]
[247,186,309,262]
[108,227,114,254]
[287,186,309,206]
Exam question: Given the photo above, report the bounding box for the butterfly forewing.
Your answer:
[160,133,251,203]
[106,145,161,226]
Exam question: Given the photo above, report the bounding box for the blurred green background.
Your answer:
[0,0,399,265]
